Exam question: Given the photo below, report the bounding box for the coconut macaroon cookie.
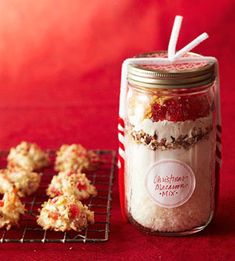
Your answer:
[0,192,25,230]
[37,195,94,232]
[0,168,41,197]
[47,171,97,200]
[55,144,99,172]
[0,171,14,195]
[7,141,49,171]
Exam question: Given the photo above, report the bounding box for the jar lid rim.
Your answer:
[127,51,216,89]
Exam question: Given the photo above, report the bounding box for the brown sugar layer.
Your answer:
[128,125,212,151]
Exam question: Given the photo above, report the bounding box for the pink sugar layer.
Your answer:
[128,125,212,151]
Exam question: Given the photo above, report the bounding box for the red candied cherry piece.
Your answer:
[48,212,59,220]
[151,103,167,121]
[178,97,191,120]
[50,186,61,196]
[194,95,210,118]
[183,95,210,120]
[164,99,184,122]
[185,96,201,120]
[77,182,87,191]
[70,204,80,219]
[0,200,4,207]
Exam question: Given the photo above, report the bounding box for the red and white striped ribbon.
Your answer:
[216,124,222,166]
[117,117,127,220]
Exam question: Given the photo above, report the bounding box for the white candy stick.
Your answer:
[173,33,209,60]
[168,16,183,60]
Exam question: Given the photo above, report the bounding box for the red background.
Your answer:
[0,0,234,260]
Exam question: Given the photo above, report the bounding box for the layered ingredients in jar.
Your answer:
[125,85,216,233]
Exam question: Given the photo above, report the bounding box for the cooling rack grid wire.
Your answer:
[0,150,116,243]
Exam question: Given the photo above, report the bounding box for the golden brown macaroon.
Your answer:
[37,194,94,232]
[47,170,97,200]
[55,144,99,172]
[0,168,41,197]
[7,141,49,171]
[0,191,25,230]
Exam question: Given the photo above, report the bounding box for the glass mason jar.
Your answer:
[124,52,218,235]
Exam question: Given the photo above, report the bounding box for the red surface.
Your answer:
[0,0,234,260]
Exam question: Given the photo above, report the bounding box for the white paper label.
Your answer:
[145,159,196,208]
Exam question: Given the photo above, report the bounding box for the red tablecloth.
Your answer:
[0,1,234,260]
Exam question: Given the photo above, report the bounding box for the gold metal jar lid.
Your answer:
[127,52,216,89]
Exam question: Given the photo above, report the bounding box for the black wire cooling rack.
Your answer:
[0,150,116,243]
